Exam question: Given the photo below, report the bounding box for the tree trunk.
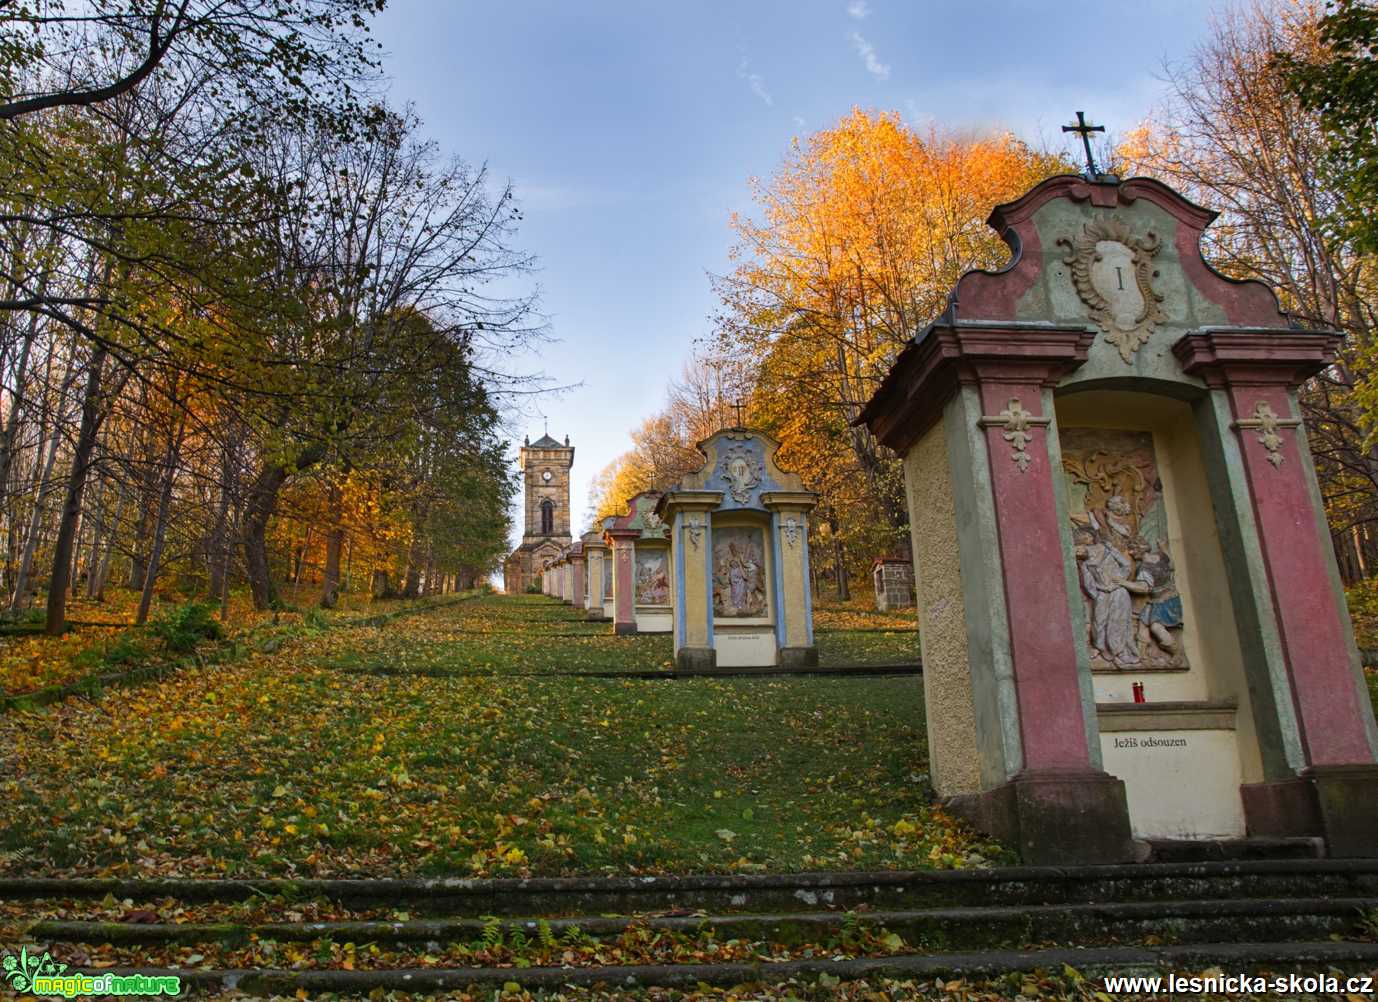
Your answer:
[0,307,41,496]
[128,448,157,590]
[136,411,186,626]
[402,558,422,599]
[401,505,429,599]
[45,345,107,635]
[11,350,79,611]
[290,526,311,603]
[91,481,128,600]
[10,417,66,612]
[208,428,239,603]
[319,478,345,609]
[422,550,436,597]
[240,442,326,611]
[241,464,289,612]
[830,516,850,602]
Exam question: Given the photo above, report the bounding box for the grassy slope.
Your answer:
[0,594,994,879]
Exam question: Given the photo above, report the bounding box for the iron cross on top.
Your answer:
[732,399,746,427]
[1063,111,1105,178]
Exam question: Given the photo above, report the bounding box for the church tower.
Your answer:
[503,432,575,592]
[520,433,574,540]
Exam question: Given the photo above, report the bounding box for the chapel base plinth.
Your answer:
[947,769,1137,866]
[586,609,607,622]
[614,621,637,637]
[675,646,717,671]
[1240,778,1323,839]
[1307,764,1378,858]
[779,646,819,669]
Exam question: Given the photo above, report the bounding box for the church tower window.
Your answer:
[540,499,554,535]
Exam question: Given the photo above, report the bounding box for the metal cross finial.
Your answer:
[732,399,746,427]
[1062,111,1106,178]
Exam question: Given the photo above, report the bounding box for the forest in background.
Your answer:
[0,1,542,641]
[590,0,1378,607]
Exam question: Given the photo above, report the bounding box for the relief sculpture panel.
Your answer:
[1061,428,1187,671]
[635,549,669,606]
[712,526,767,618]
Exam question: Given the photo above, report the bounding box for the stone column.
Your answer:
[764,493,818,667]
[661,492,721,669]
[861,324,1134,865]
[570,550,585,610]
[606,528,639,636]
[1177,330,1378,855]
[584,544,607,620]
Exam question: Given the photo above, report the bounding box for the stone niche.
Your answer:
[604,492,672,635]
[1058,394,1257,841]
[859,173,1378,863]
[658,428,818,670]
[873,557,916,612]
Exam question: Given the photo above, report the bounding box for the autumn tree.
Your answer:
[587,351,753,524]
[1119,0,1378,581]
[1283,0,1378,255]
[712,109,1066,590]
[0,4,536,628]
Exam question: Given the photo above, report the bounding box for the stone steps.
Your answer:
[8,862,1376,996]
[6,859,1376,914]
[25,896,1376,950]
[43,942,1378,997]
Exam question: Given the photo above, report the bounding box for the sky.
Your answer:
[369,0,1218,553]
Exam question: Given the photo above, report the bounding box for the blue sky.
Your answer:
[371,0,1215,549]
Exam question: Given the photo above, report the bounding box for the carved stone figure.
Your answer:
[635,550,669,605]
[713,527,766,617]
[1062,429,1188,671]
[1077,505,1141,668]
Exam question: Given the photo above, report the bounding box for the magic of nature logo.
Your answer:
[3,946,181,997]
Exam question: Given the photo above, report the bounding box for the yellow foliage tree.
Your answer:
[714,108,1067,592]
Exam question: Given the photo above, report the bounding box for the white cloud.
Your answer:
[737,59,773,107]
[793,115,806,128]
[849,31,890,81]
[846,0,871,19]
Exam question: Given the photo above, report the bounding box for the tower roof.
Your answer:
[529,433,565,448]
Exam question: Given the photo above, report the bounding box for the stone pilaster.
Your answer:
[570,550,585,610]
[763,492,817,668]
[583,543,608,620]
[606,528,640,636]
[861,323,1135,865]
[661,491,722,670]
[1177,329,1378,856]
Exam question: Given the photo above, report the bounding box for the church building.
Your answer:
[503,433,574,594]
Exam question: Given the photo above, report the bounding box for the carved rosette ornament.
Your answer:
[1058,216,1167,364]
[719,446,763,504]
[978,398,1052,473]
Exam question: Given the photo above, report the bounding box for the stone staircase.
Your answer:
[3,860,1376,996]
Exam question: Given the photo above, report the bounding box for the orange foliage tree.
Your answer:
[712,108,1067,595]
